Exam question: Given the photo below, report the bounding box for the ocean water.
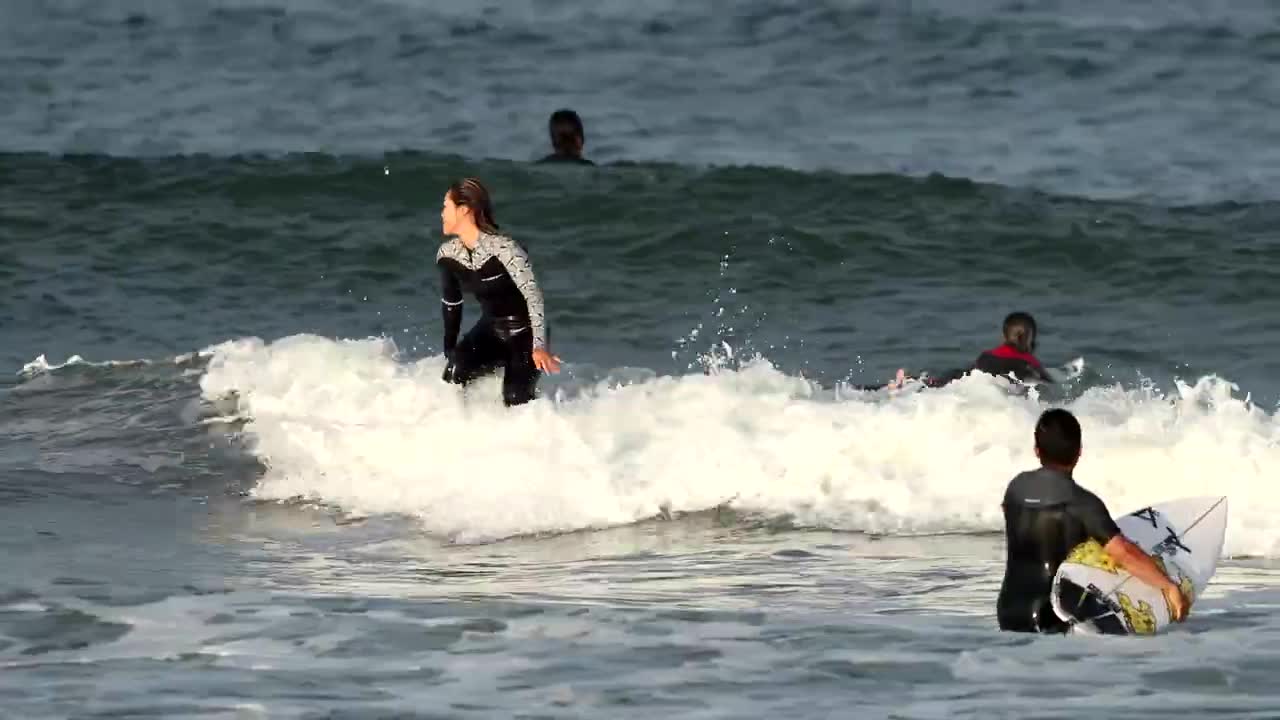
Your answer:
[3,1,1280,718]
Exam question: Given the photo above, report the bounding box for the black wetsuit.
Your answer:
[854,344,1052,392]
[922,343,1053,387]
[437,232,548,406]
[997,467,1121,633]
[537,152,594,166]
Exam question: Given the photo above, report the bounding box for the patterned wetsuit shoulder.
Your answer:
[483,233,547,350]
[437,237,467,264]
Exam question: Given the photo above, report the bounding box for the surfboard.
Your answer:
[1050,496,1228,636]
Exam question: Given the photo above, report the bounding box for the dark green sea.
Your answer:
[3,1,1280,718]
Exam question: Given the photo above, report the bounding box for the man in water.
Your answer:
[537,109,594,165]
[998,408,1189,633]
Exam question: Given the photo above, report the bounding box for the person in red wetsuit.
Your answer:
[890,312,1052,389]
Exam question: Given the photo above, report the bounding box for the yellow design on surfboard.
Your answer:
[1116,592,1158,635]
[1064,539,1119,574]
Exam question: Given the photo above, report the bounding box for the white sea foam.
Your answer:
[199,334,1280,554]
[17,351,210,378]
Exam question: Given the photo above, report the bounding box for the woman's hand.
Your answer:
[532,348,561,374]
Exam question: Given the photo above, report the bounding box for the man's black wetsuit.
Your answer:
[437,232,548,406]
[998,467,1121,633]
[537,152,594,166]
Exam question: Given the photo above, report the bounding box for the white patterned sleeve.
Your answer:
[493,236,547,350]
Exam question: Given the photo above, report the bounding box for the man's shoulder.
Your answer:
[1003,468,1030,493]
[538,153,593,165]
[1065,482,1120,539]
[1069,483,1110,510]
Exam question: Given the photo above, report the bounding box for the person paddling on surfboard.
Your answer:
[997,409,1189,633]
[876,312,1052,390]
[436,177,562,406]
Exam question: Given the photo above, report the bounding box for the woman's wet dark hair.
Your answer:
[1002,311,1038,354]
[1034,408,1081,466]
[448,178,499,234]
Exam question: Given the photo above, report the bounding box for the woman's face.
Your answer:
[441,191,467,235]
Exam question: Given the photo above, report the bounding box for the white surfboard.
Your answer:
[1050,496,1227,636]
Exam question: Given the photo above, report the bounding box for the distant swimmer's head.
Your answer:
[1034,408,1081,470]
[442,177,500,236]
[548,109,585,158]
[1002,311,1038,355]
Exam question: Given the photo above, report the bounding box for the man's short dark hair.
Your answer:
[549,109,583,134]
[549,109,584,154]
[1035,408,1081,465]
